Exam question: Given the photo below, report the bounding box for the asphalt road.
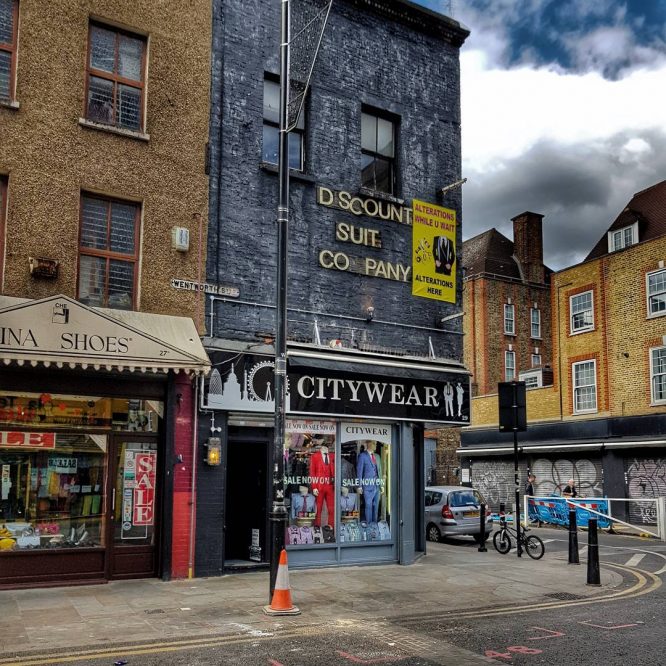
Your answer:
[4,528,664,666]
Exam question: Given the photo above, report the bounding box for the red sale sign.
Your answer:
[0,431,56,449]
[133,451,157,526]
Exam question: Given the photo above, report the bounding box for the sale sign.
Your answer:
[133,451,157,526]
[0,431,56,449]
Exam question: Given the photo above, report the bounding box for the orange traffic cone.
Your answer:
[263,549,301,615]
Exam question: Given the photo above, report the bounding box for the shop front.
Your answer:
[0,295,210,588]
[195,344,470,575]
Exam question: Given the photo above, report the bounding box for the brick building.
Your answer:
[195,0,471,574]
[459,180,666,522]
[0,0,211,586]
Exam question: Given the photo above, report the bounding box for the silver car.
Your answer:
[425,485,493,544]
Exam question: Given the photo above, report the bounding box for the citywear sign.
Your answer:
[203,352,470,424]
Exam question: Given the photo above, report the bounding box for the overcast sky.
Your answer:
[415,0,666,270]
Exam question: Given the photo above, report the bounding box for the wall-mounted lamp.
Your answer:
[366,306,375,322]
[204,437,222,466]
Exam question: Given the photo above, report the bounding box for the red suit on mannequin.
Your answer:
[310,447,335,527]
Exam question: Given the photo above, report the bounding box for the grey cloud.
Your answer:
[461,129,666,270]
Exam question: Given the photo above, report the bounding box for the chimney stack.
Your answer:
[512,211,545,284]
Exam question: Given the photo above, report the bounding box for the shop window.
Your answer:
[284,420,393,546]
[0,433,107,550]
[651,346,666,404]
[531,307,541,339]
[647,269,666,318]
[0,0,18,103]
[573,359,597,413]
[77,194,140,310]
[262,76,304,170]
[504,303,515,335]
[361,109,396,195]
[86,22,146,131]
[570,290,594,333]
[505,350,515,381]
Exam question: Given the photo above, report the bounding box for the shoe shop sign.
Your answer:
[203,352,470,424]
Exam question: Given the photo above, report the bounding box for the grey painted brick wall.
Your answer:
[207,0,468,360]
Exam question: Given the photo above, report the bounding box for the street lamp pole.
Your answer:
[269,0,290,600]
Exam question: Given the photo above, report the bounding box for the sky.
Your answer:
[415,0,666,270]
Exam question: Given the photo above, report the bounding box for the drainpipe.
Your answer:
[187,374,200,579]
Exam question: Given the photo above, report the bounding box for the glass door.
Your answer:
[107,436,160,579]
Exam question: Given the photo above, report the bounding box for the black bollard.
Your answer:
[568,508,580,564]
[587,517,601,586]
[478,503,487,552]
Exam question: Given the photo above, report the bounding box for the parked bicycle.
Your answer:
[492,513,545,559]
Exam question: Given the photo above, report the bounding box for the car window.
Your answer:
[425,491,433,507]
[449,490,480,507]
[433,492,443,504]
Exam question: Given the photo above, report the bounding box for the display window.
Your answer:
[284,420,393,547]
[0,391,163,433]
[0,433,107,551]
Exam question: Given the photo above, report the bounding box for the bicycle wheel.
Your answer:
[493,530,512,554]
[525,534,545,560]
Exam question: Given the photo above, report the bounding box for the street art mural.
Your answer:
[470,461,513,512]
[625,457,666,525]
[531,458,603,497]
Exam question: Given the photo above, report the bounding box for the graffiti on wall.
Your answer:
[470,461,513,510]
[626,458,666,524]
[531,458,603,497]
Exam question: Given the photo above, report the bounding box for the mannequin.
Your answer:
[340,485,357,515]
[290,485,315,519]
[309,444,335,527]
[356,441,383,523]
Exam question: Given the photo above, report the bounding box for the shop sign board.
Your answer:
[48,457,77,473]
[204,352,470,425]
[411,199,457,302]
[0,431,56,449]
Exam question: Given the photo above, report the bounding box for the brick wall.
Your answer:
[206,0,468,358]
[470,385,562,428]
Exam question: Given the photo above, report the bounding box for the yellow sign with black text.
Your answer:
[411,200,457,302]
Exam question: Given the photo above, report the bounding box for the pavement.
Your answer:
[0,534,631,665]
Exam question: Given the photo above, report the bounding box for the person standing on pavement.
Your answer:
[525,474,542,526]
[562,479,578,498]
[525,473,536,497]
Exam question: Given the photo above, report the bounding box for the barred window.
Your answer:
[77,194,139,310]
[0,0,19,102]
[573,360,597,413]
[86,23,146,131]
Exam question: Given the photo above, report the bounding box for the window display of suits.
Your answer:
[339,491,357,514]
[309,447,335,527]
[357,446,382,523]
[290,491,316,519]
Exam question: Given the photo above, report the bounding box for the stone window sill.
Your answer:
[79,118,150,142]
[260,162,316,184]
[0,99,19,111]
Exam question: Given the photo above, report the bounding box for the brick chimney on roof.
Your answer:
[512,211,545,284]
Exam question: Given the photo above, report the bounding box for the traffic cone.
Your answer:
[263,549,301,615]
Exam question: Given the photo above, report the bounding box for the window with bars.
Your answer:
[0,0,18,102]
[647,269,666,317]
[86,23,146,131]
[531,307,541,338]
[262,77,304,171]
[361,109,396,195]
[573,360,597,413]
[505,351,515,381]
[570,290,594,333]
[504,303,515,335]
[77,194,139,310]
[651,347,666,404]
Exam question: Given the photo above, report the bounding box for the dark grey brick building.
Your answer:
[196,0,470,577]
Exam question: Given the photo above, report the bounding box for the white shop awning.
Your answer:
[0,294,210,375]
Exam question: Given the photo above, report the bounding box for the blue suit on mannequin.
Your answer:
[357,442,381,523]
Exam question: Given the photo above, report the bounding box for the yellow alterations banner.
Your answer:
[412,200,457,302]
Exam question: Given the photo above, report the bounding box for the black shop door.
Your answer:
[224,439,269,566]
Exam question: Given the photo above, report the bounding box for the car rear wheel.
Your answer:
[427,523,441,542]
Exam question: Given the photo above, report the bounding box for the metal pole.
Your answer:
[587,517,601,586]
[478,503,487,552]
[269,0,290,601]
[512,383,521,558]
[568,508,579,564]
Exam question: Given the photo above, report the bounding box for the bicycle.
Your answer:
[492,513,545,559]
